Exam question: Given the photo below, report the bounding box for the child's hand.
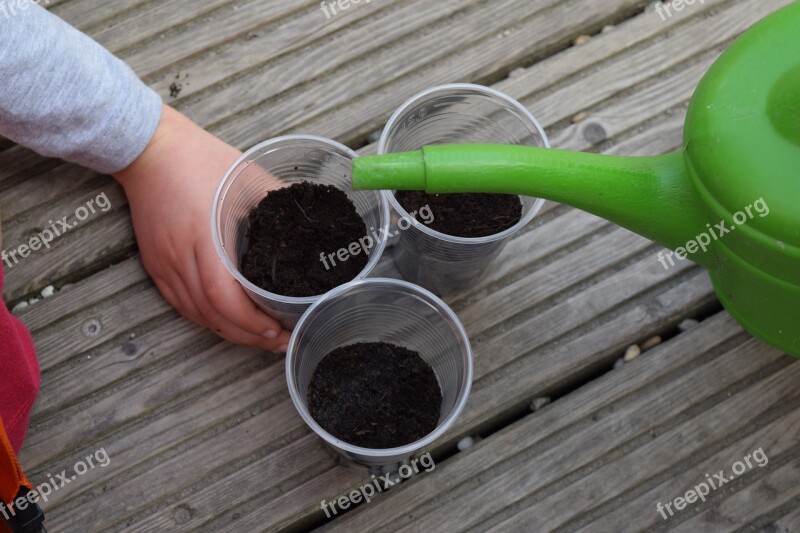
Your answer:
[114,105,291,353]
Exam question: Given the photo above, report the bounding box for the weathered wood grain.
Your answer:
[2,0,791,531]
[327,314,796,531]
[577,409,800,532]
[214,0,654,148]
[771,505,800,533]
[670,458,800,532]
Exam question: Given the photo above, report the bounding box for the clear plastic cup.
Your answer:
[380,83,550,295]
[285,278,473,472]
[212,135,390,329]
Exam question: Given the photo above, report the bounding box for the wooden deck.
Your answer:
[3,0,799,531]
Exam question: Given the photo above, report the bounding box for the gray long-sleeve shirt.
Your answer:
[0,2,162,174]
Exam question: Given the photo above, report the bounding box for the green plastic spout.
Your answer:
[353,145,709,262]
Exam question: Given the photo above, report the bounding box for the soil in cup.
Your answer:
[240,182,368,297]
[395,191,522,238]
[307,342,442,449]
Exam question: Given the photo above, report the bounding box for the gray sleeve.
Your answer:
[0,2,163,175]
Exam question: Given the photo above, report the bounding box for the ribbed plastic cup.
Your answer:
[285,278,473,472]
[212,135,390,329]
[380,83,550,296]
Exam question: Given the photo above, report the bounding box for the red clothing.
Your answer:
[0,266,40,453]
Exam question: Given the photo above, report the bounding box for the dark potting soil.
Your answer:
[240,182,368,297]
[307,342,443,449]
[395,191,523,238]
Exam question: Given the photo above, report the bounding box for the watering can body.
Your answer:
[352,3,800,357]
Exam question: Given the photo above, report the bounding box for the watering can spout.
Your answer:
[352,3,800,358]
[353,145,709,261]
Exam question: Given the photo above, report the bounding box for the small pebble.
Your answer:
[530,397,551,411]
[602,25,615,33]
[508,67,526,78]
[130,333,137,339]
[574,34,591,46]
[641,335,662,351]
[11,301,29,313]
[457,436,474,451]
[366,130,381,144]
[40,285,55,299]
[614,357,625,369]
[678,318,699,331]
[624,344,641,361]
[572,111,588,123]
[503,29,511,37]
[27,297,39,305]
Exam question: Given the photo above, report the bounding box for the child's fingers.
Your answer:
[196,299,288,352]
[174,269,286,352]
[183,253,287,352]
[153,275,205,328]
[195,245,285,339]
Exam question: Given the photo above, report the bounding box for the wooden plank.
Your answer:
[34,316,212,417]
[523,0,780,133]
[671,456,800,532]
[182,0,562,132]
[135,0,413,87]
[128,435,358,532]
[325,315,793,531]
[577,410,800,531]
[21,341,264,469]
[468,254,697,379]
[477,347,797,532]
[0,166,107,226]
[10,2,720,528]
[0,146,56,188]
[51,397,310,530]
[184,270,718,532]
[15,257,147,333]
[457,227,653,336]
[22,219,703,521]
[49,0,150,32]
[771,506,800,533]
[91,0,244,53]
[7,1,791,531]
[32,280,170,371]
[213,0,653,148]
[3,206,135,303]
[124,0,324,77]
[2,0,760,301]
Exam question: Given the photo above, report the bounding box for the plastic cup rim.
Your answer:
[285,277,474,458]
[211,134,392,305]
[379,83,550,245]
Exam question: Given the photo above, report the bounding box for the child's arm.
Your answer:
[0,5,290,352]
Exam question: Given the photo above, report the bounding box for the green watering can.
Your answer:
[352,3,800,357]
